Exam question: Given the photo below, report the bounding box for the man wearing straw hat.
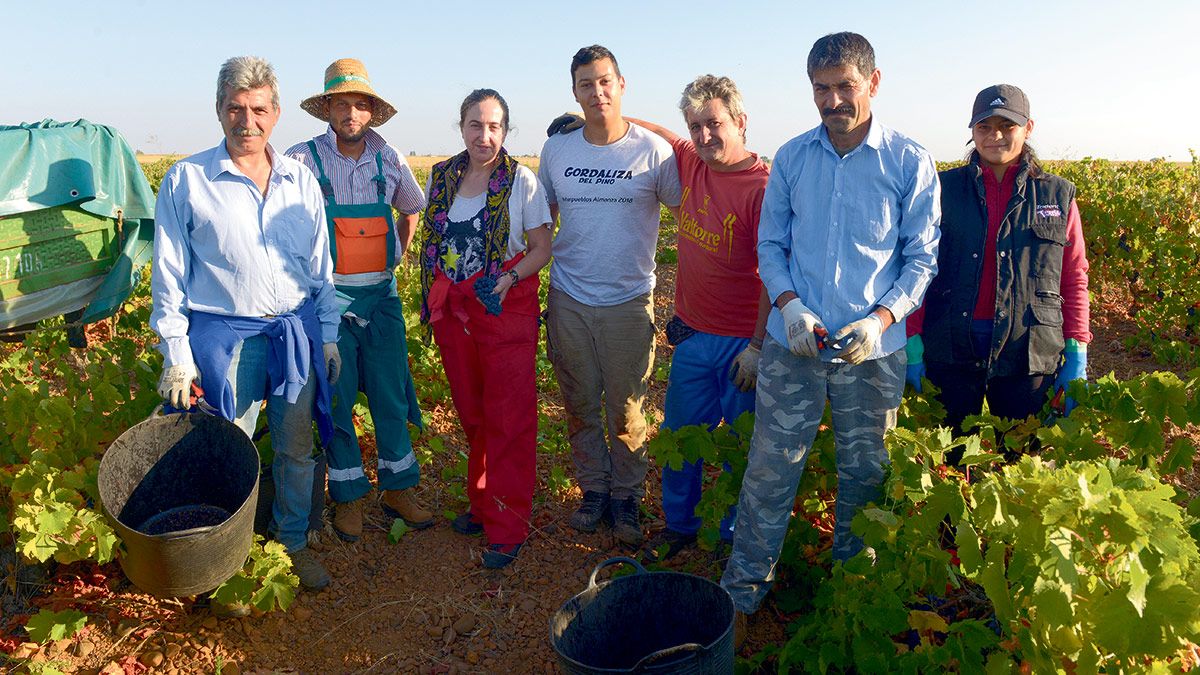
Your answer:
[286,58,430,544]
[720,32,939,644]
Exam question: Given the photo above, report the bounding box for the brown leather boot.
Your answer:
[332,498,363,542]
[381,488,433,529]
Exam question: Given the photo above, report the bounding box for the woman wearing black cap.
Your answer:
[905,84,1091,452]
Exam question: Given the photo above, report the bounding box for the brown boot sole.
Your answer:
[332,526,360,543]
[382,505,434,530]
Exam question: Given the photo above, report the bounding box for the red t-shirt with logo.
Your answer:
[671,138,770,337]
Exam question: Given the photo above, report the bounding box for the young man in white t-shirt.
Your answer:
[539,45,683,547]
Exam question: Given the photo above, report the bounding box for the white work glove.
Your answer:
[780,298,825,357]
[832,314,884,365]
[728,343,761,392]
[157,364,199,409]
[323,343,342,385]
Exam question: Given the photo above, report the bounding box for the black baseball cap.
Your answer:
[969,84,1030,128]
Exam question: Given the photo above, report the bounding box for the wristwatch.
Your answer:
[506,269,520,286]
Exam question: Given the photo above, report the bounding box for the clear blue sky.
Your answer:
[5,1,1197,161]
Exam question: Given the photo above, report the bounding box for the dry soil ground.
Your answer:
[5,198,1197,673]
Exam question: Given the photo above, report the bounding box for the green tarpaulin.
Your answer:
[0,119,156,329]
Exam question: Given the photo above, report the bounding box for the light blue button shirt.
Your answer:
[757,119,940,360]
[150,141,339,367]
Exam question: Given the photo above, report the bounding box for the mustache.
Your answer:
[822,106,855,117]
[232,127,264,137]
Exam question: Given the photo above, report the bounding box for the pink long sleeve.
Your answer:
[1060,199,1092,343]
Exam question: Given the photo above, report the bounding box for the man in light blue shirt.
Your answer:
[151,56,340,591]
[721,32,940,633]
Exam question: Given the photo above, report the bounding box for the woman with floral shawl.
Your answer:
[419,89,552,568]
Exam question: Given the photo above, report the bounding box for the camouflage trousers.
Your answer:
[721,336,904,613]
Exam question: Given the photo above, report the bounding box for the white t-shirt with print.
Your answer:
[539,123,682,307]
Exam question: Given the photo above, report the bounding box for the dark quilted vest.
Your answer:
[922,161,1075,376]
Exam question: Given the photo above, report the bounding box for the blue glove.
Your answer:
[904,335,925,393]
[1053,339,1087,415]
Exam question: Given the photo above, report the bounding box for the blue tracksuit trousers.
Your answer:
[660,331,755,538]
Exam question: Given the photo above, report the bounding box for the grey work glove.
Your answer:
[728,343,761,392]
[323,343,342,385]
[547,112,584,137]
[832,314,884,365]
[157,363,199,409]
[780,298,825,358]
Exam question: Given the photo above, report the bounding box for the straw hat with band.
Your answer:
[300,58,397,127]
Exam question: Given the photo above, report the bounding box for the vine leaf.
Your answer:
[24,608,87,643]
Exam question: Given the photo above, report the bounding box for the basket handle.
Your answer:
[150,525,218,540]
[632,643,703,671]
[587,556,646,589]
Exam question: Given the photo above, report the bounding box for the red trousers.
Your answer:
[429,261,539,545]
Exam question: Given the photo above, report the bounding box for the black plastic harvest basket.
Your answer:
[550,557,735,674]
[98,412,259,597]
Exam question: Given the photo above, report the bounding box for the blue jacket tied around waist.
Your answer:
[167,299,334,444]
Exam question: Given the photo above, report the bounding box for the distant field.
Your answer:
[137,153,540,172]
[407,155,540,173]
[135,153,182,164]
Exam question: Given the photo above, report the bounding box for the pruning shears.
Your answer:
[815,326,855,354]
[1042,388,1066,425]
[815,326,830,350]
[187,382,220,416]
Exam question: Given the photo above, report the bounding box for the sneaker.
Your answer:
[640,529,697,563]
[481,543,523,569]
[289,548,330,591]
[609,497,643,546]
[381,488,434,529]
[568,491,610,533]
[332,499,363,542]
[451,511,484,536]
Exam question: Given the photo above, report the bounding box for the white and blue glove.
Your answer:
[157,363,199,409]
[780,298,825,358]
[831,313,884,365]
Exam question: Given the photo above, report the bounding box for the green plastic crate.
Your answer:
[0,205,120,302]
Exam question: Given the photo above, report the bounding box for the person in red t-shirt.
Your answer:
[624,74,771,561]
[906,84,1091,450]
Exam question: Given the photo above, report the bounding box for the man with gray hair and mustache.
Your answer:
[720,32,940,645]
[151,56,340,591]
